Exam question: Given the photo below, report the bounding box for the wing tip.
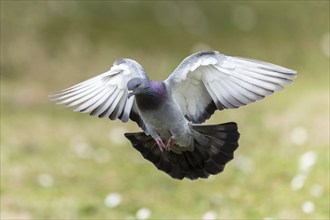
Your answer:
[48,91,64,99]
[48,93,66,103]
[231,56,298,74]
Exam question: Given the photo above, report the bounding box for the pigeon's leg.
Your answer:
[166,136,175,151]
[155,138,166,152]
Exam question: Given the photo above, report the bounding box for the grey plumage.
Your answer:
[49,50,296,180]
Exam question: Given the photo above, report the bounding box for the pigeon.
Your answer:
[50,50,296,180]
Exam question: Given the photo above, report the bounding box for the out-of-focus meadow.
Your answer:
[1,1,329,219]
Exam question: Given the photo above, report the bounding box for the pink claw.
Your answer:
[166,136,175,151]
[155,138,166,152]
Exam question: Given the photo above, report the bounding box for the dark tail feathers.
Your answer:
[124,122,240,180]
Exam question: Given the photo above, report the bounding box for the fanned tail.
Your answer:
[124,122,240,180]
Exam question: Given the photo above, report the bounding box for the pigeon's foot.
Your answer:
[166,136,175,151]
[155,138,166,152]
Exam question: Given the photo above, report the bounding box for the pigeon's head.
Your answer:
[127,77,150,99]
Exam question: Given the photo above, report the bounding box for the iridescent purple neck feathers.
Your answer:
[135,81,166,110]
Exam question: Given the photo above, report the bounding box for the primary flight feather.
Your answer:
[50,50,296,180]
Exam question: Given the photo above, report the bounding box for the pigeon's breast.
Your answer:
[139,95,192,146]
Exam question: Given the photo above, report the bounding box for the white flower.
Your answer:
[291,173,306,191]
[299,151,317,172]
[104,192,122,208]
[202,210,217,220]
[136,208,151,220]
[301,201,314,214]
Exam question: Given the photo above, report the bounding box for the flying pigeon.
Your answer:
[50,50,296,180]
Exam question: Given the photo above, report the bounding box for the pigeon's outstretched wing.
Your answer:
[165,51,297,123]
[49,59,147,129]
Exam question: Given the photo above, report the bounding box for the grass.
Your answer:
[1,1,329,219]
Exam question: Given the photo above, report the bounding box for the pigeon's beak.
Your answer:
[127,91,134,99]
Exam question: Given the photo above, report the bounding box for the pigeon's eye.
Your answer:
[135,83,140,88]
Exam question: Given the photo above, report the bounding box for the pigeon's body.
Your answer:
[50,50,297,180]
[134,81,193,152]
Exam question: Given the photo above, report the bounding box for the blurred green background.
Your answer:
[1,1,329,219]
